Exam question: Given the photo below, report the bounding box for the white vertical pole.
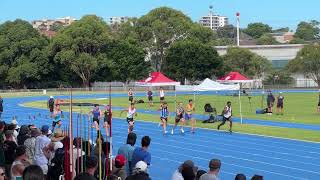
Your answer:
[239,84,243,124]
[236,12,240,46]
[209,5,213,30]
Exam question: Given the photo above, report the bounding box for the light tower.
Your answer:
[209,5,213,30]
[236,12,240,46]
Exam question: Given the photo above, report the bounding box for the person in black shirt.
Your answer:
[0,96,3,119]
[74,156,98,180]
[266,91,275,114]
[276,92,285,115]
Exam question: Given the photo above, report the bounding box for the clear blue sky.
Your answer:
[1,0,319,30]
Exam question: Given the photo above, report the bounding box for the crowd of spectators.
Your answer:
[0,119,263,180]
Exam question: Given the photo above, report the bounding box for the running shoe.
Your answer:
[180,128,184,133]
[171,129,174,135]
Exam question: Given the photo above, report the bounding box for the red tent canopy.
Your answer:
[136,72,180,86]
[218,72,253,83]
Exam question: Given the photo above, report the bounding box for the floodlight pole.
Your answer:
[236,12,240,46]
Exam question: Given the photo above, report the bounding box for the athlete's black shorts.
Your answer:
[104,116,111,125]
[160,117,168,122]
[175,114,183,123]
[49,106,54,113]
[160,97,165,101]
[127,117,134,124]
[318,102,320,106]
[222,116,232,122]
[277,103,283,108]
[148,96,153,101]
[129,96,133,102]
[93,117,99,125]
[52,120,61,127]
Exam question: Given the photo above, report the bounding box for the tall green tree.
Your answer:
[164,40,223,83]
[106,40,150,82]
[51,15,111,87]
[136,7,193,71]
[295,20,320,41]
[243,22,272,39]
[222,47,271,78]
[288,45,320,87]
[0,19,50,88]
[257,33,278,45]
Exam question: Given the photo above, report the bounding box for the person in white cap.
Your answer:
[126,161,150,180]
[276,92,284,115]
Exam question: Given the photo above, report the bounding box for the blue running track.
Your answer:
[1,94,320,180]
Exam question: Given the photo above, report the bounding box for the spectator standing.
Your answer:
[23,165,44,180]
[74,156,98,180]
[172,160,198,180]
[17,125,30,145]
[0,166,6,180]
[276,92,285,115]
[34,125,51,175]
[266,91,275,114]
[132,136,151,167]
[24,128,40,163]
[11,145,31,180]
[147,88,153,107]
[126,161,150,180]
[159,87,165,103]
[4,130,18,177]
[251,175,263,180]
[199,159,221,180]
[317,91,320,112]
[0,122,6,166]
[0,96,3,119]
[128,89,134,103]
[118,132,137,176]
[111,155,127,180]
[235,173,246,180]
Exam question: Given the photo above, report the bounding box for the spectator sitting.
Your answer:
[34,125,51,175]
[251,175,263,180]
[235,173,246,180]
[74,156,98,180]
[199,159,221,180]
[23,165,44,180]
[126,161,150,180]
[24,128,40,162]
[196,170,207,180]
[11,145,31,180]
[17,125,30,145]
[131,136,151,167]
[172,160,198,180]
[0,166,6,180]
[118,132,137,176]
[111,155,127,180]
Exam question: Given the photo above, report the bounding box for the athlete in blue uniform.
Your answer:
[90,104,102,133]
[158,102,169,134]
